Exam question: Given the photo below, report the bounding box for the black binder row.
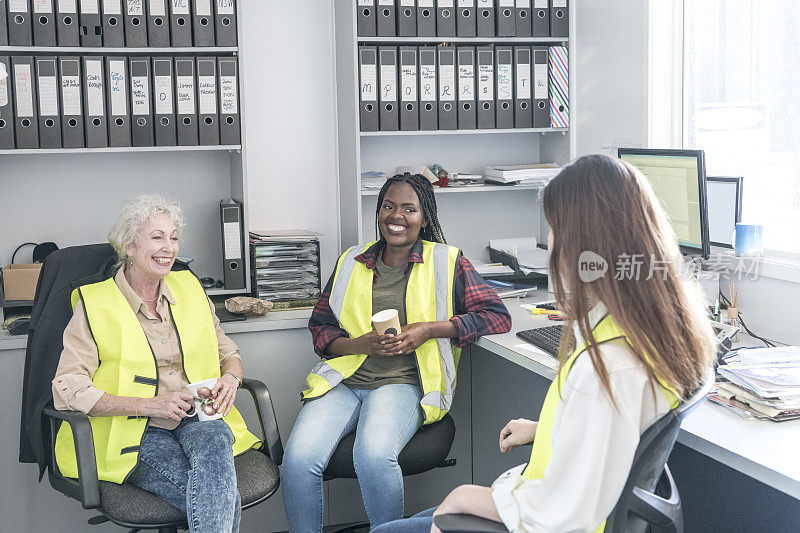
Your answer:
[359,44,568,131]
[357,0,568,39]
[0,54,240,149]
[0,0,237,48]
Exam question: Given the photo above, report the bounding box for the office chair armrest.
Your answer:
[239,378,284,466]
[434,514,509,533]
[42,407,101,509]
[628,465,681,533]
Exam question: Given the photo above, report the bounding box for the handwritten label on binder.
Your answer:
[33,0,54,14]
[458,63,474,101]
[401,61,417,102]
[80,0,99,14]
[477,0,492,6]
[497,62,512,101]
[553,0,566,7]
[61,73,82,116]
[516,61,530,99]
[14,66,34,118]
[154,73,174,115]
[38,74,59,117]
[420,63,436,102]
[194,0,210,16]
[109,60,127,116]
[360,61,377,102]
[478,58,493,101]
[534,62,547,100]
[216,0,233,15]
[127,0,143,15]
[85,61,104,117]
[58,0,78,13]
[131,74,149,116]
[198,75,216,114]
[148,0,165,17]
[439,64,455,102]
[220,75,237,114]
[459,0,474,7]
[9,0,29,12]
[0,70,8,108]
[380,64,396,102]
[177,75,195,115]
[171,0,189,14]
[358,0,374,6]
[102,0,121,14]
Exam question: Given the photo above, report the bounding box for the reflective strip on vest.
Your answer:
[329,245,365,320]
[309,360,344,388]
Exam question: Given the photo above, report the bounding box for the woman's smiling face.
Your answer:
[378,182,428,247]
[127,214,179,282]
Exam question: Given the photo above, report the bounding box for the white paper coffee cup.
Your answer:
[372,309,401,336]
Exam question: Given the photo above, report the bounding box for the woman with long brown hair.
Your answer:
[373,154,717,533]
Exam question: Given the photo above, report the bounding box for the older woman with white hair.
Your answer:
[51,194,259,533]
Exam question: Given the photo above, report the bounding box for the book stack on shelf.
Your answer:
[484,163,561,186]
[249,230,322,303]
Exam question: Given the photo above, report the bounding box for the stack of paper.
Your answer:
[361,171,387,191]
[489,237,550,274]
[484,163,562,186]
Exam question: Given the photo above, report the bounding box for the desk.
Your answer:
[475,292,800,503]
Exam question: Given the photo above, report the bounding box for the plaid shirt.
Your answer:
[309,239,512,356]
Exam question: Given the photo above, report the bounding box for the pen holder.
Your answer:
[724,307,740,343]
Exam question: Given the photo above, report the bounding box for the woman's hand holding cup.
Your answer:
[144,391,194,421]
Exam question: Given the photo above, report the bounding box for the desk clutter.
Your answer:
[358,43,568,131]
[0,0,237,48]
[0,54,240,149]
[356,0,569,39]
[249,230,322,303]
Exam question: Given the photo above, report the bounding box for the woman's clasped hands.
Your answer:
[355,322,434,357]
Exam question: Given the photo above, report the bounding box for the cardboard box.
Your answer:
[2,263,43,302]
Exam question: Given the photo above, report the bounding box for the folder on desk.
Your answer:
[0,1,8,46]
[496,0,514,36]
[476,45,494,129]
[197,56,219,145]
[0,56,15,149]
[532,0,548,37]
[358,45,379,132]
[79,0,102,46]
[376,0,395,37]
[106,56,131,146]
[456,0,475,37]
[214,0,236,46]
[122,0,146,46]
[357,0,376,37]
[514,46,531,128]
[146,0,168,46]
[549,44,568,127]
[8,0,33,45]
[532,45,548,128]
[217,56,239,145]
[191,0,213,46]
[220,198,245,290]
[169,0,191,46]
[152,57,176,145]
[476,0,493,37]
[549,0,566,37]
[495,45,513,129]
[175,57,197,145]
[378,46,398,131]
[36,57,62,148]
[437,45,456,130]
[398,0,415,36]
[515,0,531,37]
[457,46,475,129]
[129,56,153,146]
[101,0,124,46]
[436,0,454,36]
[12,56,39,149]
[33,0,57,46]
[58,57,84,147]
[416,0,434,36]
[418,45,437,130]
[56,0,80,46]
[82,56,107,147]
[399,46,418,131]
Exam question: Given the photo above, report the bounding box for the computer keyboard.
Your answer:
[516,325,564,357]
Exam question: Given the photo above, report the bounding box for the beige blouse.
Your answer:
[52,269,240,430]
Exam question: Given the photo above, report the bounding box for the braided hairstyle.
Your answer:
[374,173,446,244]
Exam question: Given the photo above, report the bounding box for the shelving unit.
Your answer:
[0,46,238,53]
[333,0,575,262]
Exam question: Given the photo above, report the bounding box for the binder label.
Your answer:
[127,0,143,15]
[516,62,530,99]
[458,63,473,101]
[438,0,453,7]
[360,64,377,102]
[33,0,54,14]
[477,0,492,6]
[378,0,393,5]
[109,60,127,116]
[80,0,99,14]
[420,63,436,102]
[223,215,242,259]
[534,0,547,7]
[171,0,189,14]
[458,0,474,6]
[38,75,59,117]
[102,0,121,14]
[439,64,455,102]
[220,74,237,114]
[62,75,82,116]
[497,62,512,102]
[216,0,233,15]
[553,0,566,6]
[401,0,415,6]
[131,75,149,115]
[148,0,165,16]
[194,0,210,16]
[380,65,396,102]
[418,0,434,6]
[498,0,513,6]
[58,0,78,13]
[0,76,7,108]
[400,62,417,102]
[534,62,547,99]
[177,75,195,115]
[357,0,374,6]
[515,0,529,7]
[14,65,34,118]
[478,63,493,101]
[199,75,217,114]
[86,61,104,117]
[9,0,28,12]
[154,76,173,115]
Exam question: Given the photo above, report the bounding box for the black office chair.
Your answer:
[21,244,284,532]
[324,412,457,531]
[434,372,715,533]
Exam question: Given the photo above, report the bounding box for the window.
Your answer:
[684,1,800,253]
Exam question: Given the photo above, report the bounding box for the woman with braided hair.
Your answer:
[281,173,511,532]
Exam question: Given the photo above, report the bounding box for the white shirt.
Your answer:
[491,302,674,532]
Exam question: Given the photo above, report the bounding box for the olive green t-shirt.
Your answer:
[343,254,420,389]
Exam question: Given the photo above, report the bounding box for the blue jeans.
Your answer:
[371,507,437,533]
[128,417,241,533]
[281,383,424,533]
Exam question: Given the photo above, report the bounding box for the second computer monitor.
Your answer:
[618,148,710,258]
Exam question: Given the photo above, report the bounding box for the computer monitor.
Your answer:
[706,176,743,249]
[618,148,711,258]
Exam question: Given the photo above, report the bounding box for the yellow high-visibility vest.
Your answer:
[302,240,461,424]
[55,270,260,484]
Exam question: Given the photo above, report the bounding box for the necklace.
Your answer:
[140,295,159,302]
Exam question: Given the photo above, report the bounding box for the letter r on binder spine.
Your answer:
[437,45,456,130]
[532,46,549,128]
[457,46,476,129]
[220,198,245,290]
